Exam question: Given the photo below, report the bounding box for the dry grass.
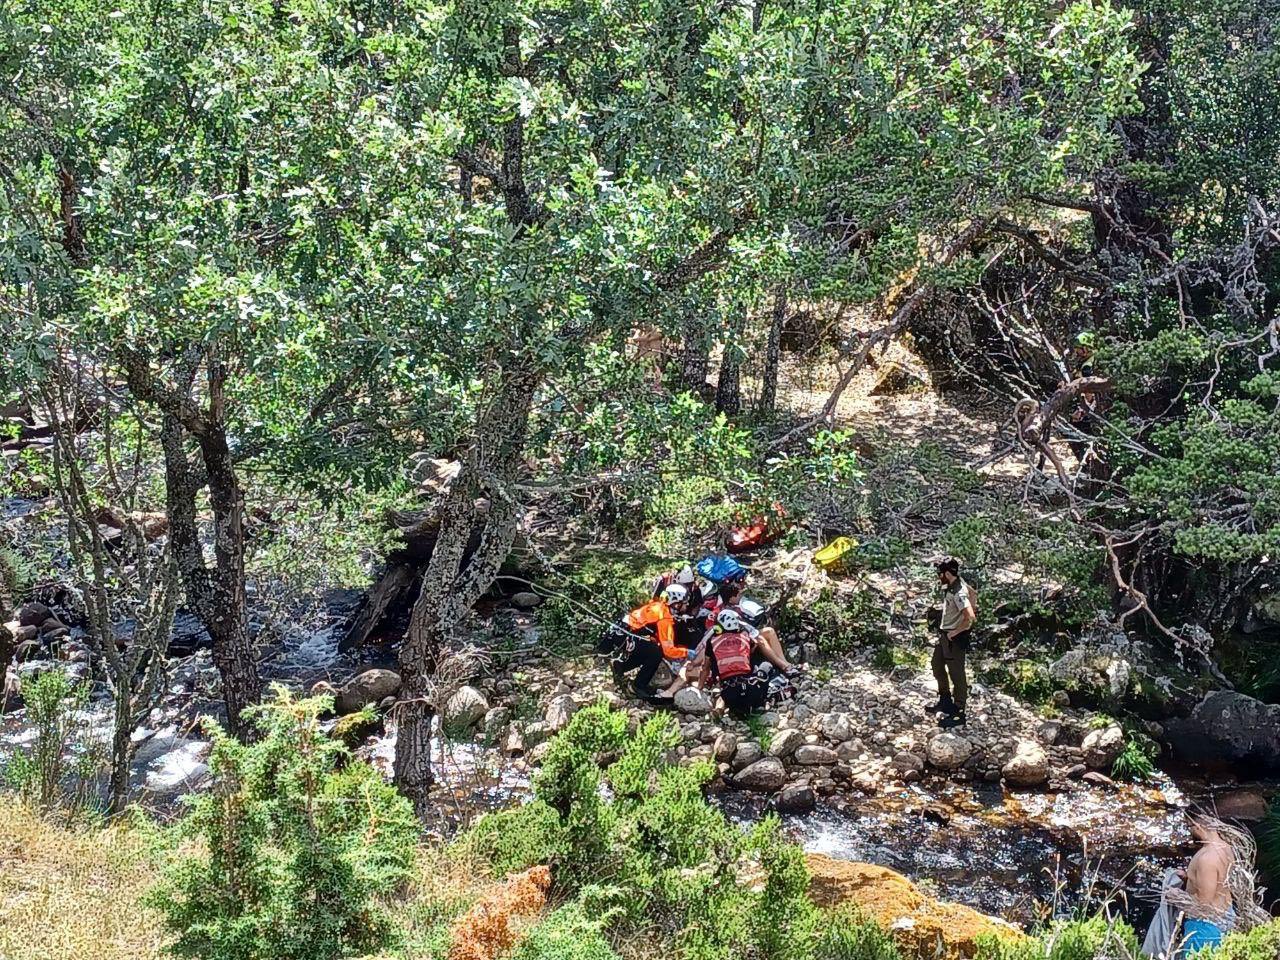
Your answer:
[0,798,167,960]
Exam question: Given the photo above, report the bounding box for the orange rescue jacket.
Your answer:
[624,600,687,659]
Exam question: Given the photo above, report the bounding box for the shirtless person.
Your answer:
[1181,813,1235,953]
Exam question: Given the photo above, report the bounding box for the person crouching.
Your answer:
[604,583,693,700]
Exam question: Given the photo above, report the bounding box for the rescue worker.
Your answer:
[701,581,801,676]
[693,608,770,715]
[609,583,693,699]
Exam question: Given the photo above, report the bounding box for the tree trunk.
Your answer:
[394,362,537,814]
[758,287,786,413]
[715,308,744,415]
[108,694,133,815]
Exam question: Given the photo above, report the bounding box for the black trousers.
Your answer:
[932,629,970,711]
[721,674,769,715]
[613,635,664,690]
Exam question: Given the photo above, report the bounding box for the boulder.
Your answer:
[736,757,788,792]
[768,728,805,759]
[544,695,577,732]
[926,733,973,771]
[835,739,867,762]
[16,602,53,628]
[713,732,738,762]
[820,713,857,743]
[891,752,926,775]
[1001,740,1049,788]
[484,707,511,739]
[1167,691,1280,771]
[510,591,543,610]
[442,685,490,735]
[1049,646,1132,703]
[806,855,1025,959]
[1081,725,1125,770]
[732,742,764,770]
[503,725,526,756]
[335,669,402,714]
[674,687,713,716]
[774,784,816,814]
[1035,720,1062,745]
[794,744,840,766]
[1214,789,1270,822]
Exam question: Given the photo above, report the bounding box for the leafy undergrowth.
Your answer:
[3,699,1279,960]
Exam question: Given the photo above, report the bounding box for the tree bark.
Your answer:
[715,308,744,415]
[758,287,786,412]
[394,362,537,814]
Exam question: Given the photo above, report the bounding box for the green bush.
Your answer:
[975,915,1140,960]
[1208,921,1280,960]
[454,800,567,877]
[511,903,621,960]
[780,587,885,658]
[1110,736,1156,782]
[814,908,903,960]
[1256,799,1280,887]
[3,668,100,814]
[983,659,1054,704]
[148,687,418,960]
[536,555,668,653]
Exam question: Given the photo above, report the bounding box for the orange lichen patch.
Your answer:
[806,855,1025,960]
[446,865,552,960]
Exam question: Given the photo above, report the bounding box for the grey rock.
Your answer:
[820,712,857,743]
[510,591,544,610]
[768,728,805,759]
[1001,739,1050,787]
[336,669,402,714]
[1082,724,1125,769]
[545,694,577,732]
[713,732,738,762]
[774,784,816,813]
[675,687,713,715]
[926,732,973,771]
[1167,690,1280,771]
[794,744,839,766]
[442,685,490,734]
[736,757,787,792]
[732,742,763,770]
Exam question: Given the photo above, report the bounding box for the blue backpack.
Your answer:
[696,554,747,585]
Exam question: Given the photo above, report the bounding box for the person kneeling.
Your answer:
[604,583,692,700]
[695,609,770,716]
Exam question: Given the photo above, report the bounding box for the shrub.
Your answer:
[779,587,885,658]
[975,915,1140,960]
[510,903,620,960]
[456,801,567,877]
[814,908,903,960]
[1256,800,1280,887]
[148,687,418,960]
[1110,737,1156,782]
[536,555,668,653]
[1209,920,1280,960]
[3,668,100,814]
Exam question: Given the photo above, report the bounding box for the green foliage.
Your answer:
[511,903,621,960]
[3,668,99,814]
[814,908,904,960]
[985,660,1055,705]
[1207,921,1280,960]
[975,915,1141,960]
[537,555,669,654]
[781,587,885,658]
[148,687,417,960]
[744,714,774,753]
[1255,799,1280,886]
[1109,736,1156,782]
[455,801,568,878]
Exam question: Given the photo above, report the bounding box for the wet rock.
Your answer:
[510,591,543,610]
[736,757,787,792]
[926,732,973,771]
[442,685,490,734]
[794,744,839,766]
[333,711,382,747]
[922,803,951,825]
[1001,740,1049,788]
[732,742,763,770]
[774,784,816,813]
[675,687,712,715]
[335,669,402,714]
[713,732,738,762]
[1081,725,1124,769]
[1167,690,1280,771]
[768,728,805,759]
[544,695,577,732]
[1215,789,1269,822]
[1082,770,1116,789]
[820,712,857,743]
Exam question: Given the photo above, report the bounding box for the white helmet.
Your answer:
[716,608,742,632]
[663,583,689,606]
[674,565,695,585]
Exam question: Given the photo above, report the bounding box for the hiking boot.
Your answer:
[925,699,956,716]
[610,660,627,687]
[939,711,967,729]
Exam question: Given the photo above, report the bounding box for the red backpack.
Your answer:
[711,631,753,679]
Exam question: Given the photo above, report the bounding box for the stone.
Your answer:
[820,712,857,743]
[768,728,805,759]
[523,721,552,747]
[544,695,577,732]
[922,803,951,825]
[484,707,511,738]
[529,741,552,765]
[735,757,788,792]
[510,591,543,609]
[891,752,926,775]
[1167,690,1280,772]
[869,360,926,396]
[333,711,382,748]
[1081,724,1125,769]
[442,685,490,734]
[1051,690,1072,708]
[16,602,53,628]
[1082,770,1116,788]
[835,739,867,762]
[926,733,973,771]
[1066,763,1088,779]
[1214,789,1269,822]
[1035,720,1062,745]
[774,784,816,813]
[503,725,526,756]
[335,668,402,714]
[732,742,764,770]
[1050,646,1133,702]
[713,732,738,762]
[674,687,713,715]
[794,744,839,766]
[1001,740,1049,788]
